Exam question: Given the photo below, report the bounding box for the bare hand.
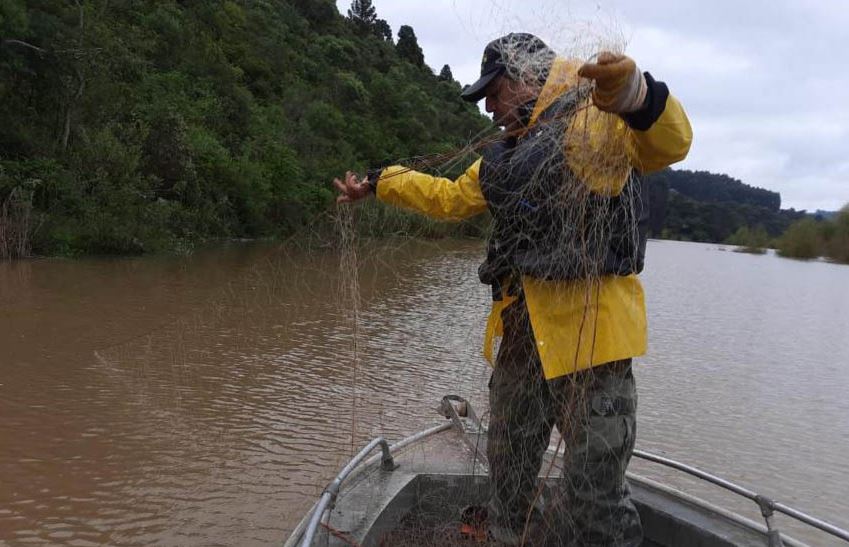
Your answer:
[333,171,372,204]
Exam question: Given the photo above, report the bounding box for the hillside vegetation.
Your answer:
[2,1,845,264]
[645,169,848,263]
[0,0,489,257]
[644,169,806,243]
[776,206,849,263]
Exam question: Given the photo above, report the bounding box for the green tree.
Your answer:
[726,225,770,254]
[777,218,823,259]
[396,25,424,68]
[347,0,376,30]
[142,112,196,192]
[373,18,392,42]
[438,64,453,82]
[824,205,849,263]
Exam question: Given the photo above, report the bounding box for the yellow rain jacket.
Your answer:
[375,58,692,379]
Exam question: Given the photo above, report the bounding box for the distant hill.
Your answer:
[813,209,838,220]
[659,169,781,210]
[644,169,806,243]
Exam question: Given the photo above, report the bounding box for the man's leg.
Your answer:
[487,299,553,544]
[552,360,642,547]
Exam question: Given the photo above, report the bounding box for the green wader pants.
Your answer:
[487,298,643,546]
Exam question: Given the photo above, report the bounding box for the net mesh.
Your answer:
[91,12,651,547]
[322,28,645,547]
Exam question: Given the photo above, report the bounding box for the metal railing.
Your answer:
[632,449,849,546]
[290,422,452,547]
[289,398,849,547]
[299,437,396,547]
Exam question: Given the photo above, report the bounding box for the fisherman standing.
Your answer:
[334,33,692,546]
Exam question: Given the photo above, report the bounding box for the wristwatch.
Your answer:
[365,168,383,194]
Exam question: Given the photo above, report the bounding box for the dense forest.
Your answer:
[0,0,489,257]
[644,169,848,263]
[643,169,807,242]
[1,1,845,263]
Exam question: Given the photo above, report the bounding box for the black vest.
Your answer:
[478,88,649,299]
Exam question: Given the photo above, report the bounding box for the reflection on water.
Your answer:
[1,239,847,545]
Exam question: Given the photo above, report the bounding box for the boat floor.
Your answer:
[312,423,784,547]
[376,503,665,546]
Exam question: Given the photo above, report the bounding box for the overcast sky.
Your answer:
[334,0,848,211]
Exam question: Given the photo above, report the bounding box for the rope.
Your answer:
[320,521,361,546]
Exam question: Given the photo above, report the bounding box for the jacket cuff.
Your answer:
[621,72,669,131]
[366,168,383,194]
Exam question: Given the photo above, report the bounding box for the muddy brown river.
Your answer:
[1,238,848,545]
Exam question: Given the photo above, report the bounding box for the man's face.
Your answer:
[484,74,536,131]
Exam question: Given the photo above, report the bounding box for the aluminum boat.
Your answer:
[285,396,849,546]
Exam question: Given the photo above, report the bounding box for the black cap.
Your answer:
[460,33,554,102]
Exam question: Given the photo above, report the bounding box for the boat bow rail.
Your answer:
[287,395,849,547]
[631,450,849,546]
[286,421,453,547]
[299,437,398,547]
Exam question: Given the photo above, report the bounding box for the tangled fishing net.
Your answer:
[316,24,647,547]
[92,7,651,546]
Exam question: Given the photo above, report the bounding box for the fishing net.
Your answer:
[315,24,650,547]
[90,7,652,546]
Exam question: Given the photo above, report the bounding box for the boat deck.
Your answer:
[306,421,791,546]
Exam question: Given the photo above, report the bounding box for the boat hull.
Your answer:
[286,422,806,546]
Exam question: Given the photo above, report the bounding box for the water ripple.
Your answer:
[2,240,847,544]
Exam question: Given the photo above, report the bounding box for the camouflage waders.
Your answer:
[487,298,642,546]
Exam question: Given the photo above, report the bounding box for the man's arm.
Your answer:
[335,160,488,221]
[622,76,692,174]
[578,53,693,175]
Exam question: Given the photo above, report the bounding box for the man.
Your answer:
[335,33,692,546]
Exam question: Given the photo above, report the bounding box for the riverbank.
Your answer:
[0,195,493,260]
[721,206,849,263]
[3,188,847,266]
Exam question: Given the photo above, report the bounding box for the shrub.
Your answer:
[777,218,823,259]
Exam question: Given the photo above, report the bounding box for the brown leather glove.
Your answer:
[577,52,647,113]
